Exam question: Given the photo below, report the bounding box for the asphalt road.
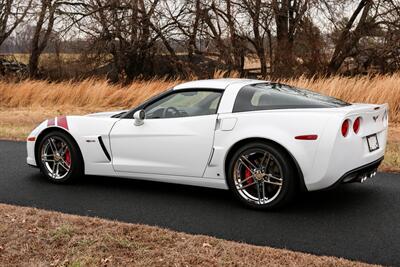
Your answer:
[0,140,399,266]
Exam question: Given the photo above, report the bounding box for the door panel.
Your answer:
[110,115,217,177]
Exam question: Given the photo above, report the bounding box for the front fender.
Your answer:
[27,116,119,176]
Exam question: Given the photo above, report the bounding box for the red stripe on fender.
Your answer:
[295,135,318,140]
[47,118,55,126]
[57,116,69,130]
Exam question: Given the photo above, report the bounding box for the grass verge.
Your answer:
[0,203,378,266]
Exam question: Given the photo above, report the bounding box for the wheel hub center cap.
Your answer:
[254,170,265,181]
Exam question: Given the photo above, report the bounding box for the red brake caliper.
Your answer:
[244,168,253,185]
[65,149,71,166]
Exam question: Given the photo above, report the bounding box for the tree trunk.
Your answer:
[267,29,273,75]
[227,0,240,72]
[273,0,294,78]
[327,0,372,74]
[29,0,48,78]
[29,0,56,78]
[0,0,32,47]
[188,0,201,62]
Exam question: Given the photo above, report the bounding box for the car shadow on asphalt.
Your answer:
[30,173,378,215]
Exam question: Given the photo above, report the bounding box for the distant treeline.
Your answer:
[1,0,399,82]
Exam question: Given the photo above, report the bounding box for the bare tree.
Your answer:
[74,0,175,81]
[28,0,88,77]
[323,0,400,74]
[2,0,399,80]
[272,0,310,77]
[29,0,57,77]
[295,16,326,75]
[327,0,374,74]
[241,0,273,77]
[0,0,32,47]
[200,0,246,74]
[188,0,202,60]
[164,0,203,62]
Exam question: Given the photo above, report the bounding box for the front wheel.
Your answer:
[227,142,297,210]
[37,131,83,183]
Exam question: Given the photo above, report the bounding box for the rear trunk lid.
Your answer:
[339,103,388,137]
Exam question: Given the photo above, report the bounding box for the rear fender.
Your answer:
[203,111,334,186]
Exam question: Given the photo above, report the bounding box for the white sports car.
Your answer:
[27,79,388,209]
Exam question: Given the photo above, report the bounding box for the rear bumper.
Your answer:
[322,157,383,190]
[340,156,383,183]
[306,125,387,191]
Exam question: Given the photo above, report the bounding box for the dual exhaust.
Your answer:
[359,171,377,183]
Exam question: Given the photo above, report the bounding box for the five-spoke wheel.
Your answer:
[37,131,83,183]
[41,136,71,179]
[227,142,297,209]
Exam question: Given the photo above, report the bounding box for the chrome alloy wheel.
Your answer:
[233,149,283,205]
[40,137,71,179]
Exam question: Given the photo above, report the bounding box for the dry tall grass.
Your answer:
[0,78,180,111]
[0,74,399,123]
[281,74,400,123]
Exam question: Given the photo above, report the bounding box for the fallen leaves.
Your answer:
[202,242,212,248]
[0,203,377,267]
[101,256,112,265]
[49,258,60,266]
[28,228,38,234]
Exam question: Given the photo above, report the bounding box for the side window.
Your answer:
[233,83,350,112]
[144,90,222,119]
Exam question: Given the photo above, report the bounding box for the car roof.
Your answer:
[173,78,265,90]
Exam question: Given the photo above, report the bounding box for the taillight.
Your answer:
[353,117,361,134]
[341,119,350,137]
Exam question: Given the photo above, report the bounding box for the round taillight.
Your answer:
[341,119,350,137]
[353,117,361,134]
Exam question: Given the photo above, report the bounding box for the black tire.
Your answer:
[226,142,297,210]
[37,131,83,184]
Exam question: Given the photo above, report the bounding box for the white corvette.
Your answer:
[27,79,388,209]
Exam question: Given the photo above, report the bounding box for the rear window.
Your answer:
[233,83,350,112]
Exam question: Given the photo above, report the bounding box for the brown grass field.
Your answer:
[0,203,378,266]
[0,74,399,171]
[1,74,399,119]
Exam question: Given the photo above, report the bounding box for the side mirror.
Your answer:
[134,110,145,126]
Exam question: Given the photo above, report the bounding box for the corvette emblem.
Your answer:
[373,115,379,122]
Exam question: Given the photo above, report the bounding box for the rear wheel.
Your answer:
[38,131,83,183]
[227,142,297,210]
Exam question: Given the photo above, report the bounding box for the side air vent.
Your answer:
[98,136,111,161]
